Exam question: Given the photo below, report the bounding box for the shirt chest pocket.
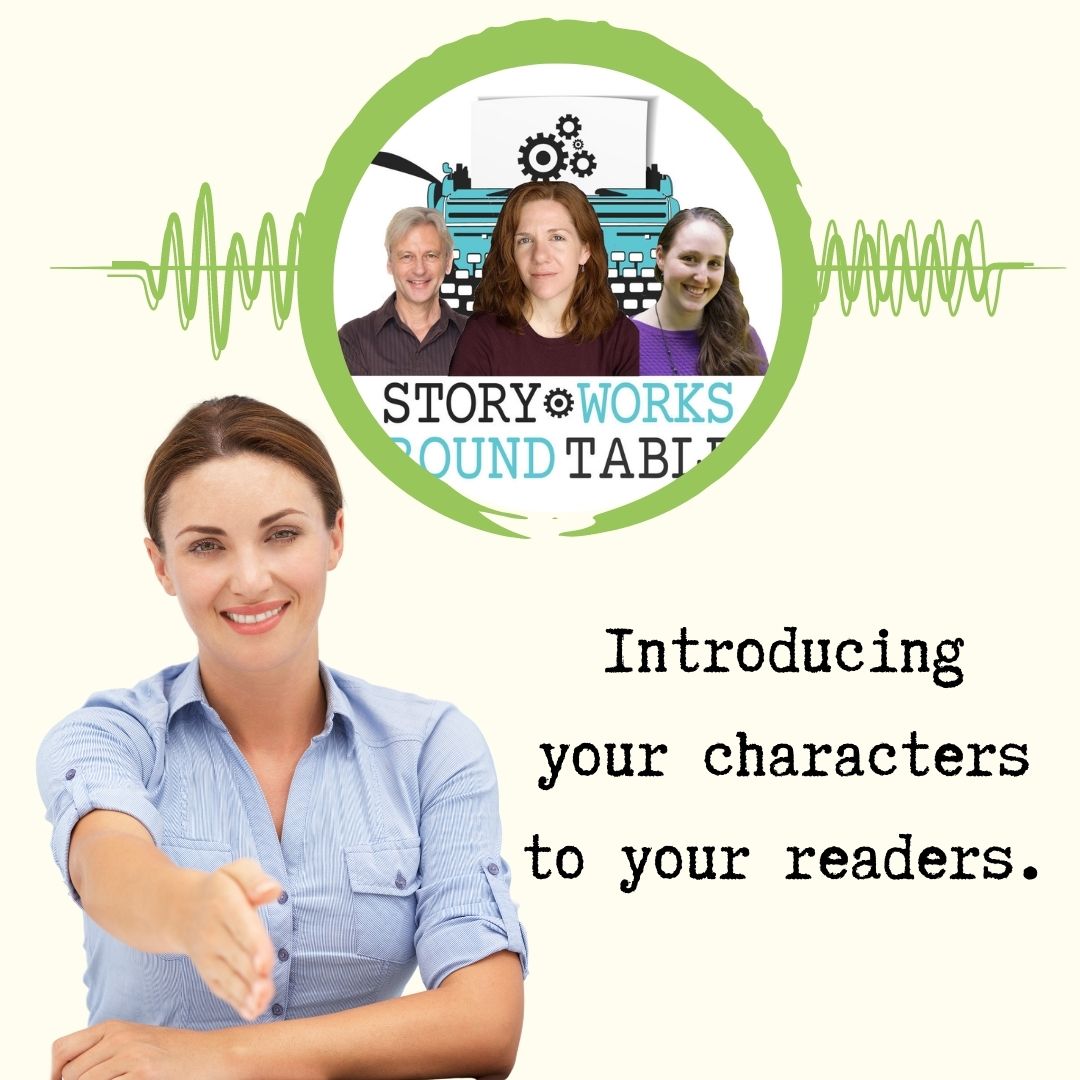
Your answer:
[344,841,421,965]
[158,840,235,966]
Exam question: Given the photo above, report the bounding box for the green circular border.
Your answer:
[300,19,814,538]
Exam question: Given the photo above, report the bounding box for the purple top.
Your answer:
[635,321,768,376]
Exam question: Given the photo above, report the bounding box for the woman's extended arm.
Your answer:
[68,809,281,1020]
[52,950,523,1080]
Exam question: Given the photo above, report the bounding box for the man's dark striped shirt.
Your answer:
[339,293,467,376]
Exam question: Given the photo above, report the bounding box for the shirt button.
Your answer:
[278,947,290,962]
[277,891,289,904]
[486,862,500,875]
[64,768,76,780]
[394,871,407,890]
[271,1003,284,1017]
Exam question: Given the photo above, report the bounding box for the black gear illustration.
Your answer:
[517,132,568,181]
[573,138,584,150]
[544,388,574,419]
[556,113,582,139]
[569,150,597,178]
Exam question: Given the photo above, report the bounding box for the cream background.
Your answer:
[4,2,1076,1076]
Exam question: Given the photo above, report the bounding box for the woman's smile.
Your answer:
[147,453,343,680]
[658,218,728,321]
[221,600,291,634]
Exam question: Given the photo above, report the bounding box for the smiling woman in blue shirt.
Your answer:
[38,396,526,1080]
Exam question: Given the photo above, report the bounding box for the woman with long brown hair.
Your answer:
[634,207,768,376]
[40,396,525,1080]
[449,181,638,376]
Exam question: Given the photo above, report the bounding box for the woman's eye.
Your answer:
[188,539,221,555]
[269,528,300,543]
[516,236,531,245]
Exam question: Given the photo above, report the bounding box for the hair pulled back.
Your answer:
[144,396,342,548]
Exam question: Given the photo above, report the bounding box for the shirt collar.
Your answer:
[167,658,357,744]
[376,292,462,336]
[169,658,209,716]
[320,664,357,742]
[373,292,400,332]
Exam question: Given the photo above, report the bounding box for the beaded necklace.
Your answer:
[654,306,698,376]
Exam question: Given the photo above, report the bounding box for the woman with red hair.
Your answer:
[449,181,638,376]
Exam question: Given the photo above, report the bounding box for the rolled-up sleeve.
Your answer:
[413,706,528,988]
[36,707,164,901]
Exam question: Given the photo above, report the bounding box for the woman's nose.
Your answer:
[229,549,273,597]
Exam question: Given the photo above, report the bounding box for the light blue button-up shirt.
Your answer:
[37,660,527,1028]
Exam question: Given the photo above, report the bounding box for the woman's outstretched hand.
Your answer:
[69,811,280,1023]
[174,859,280,1021]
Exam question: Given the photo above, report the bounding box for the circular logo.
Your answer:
[300,20,814,537]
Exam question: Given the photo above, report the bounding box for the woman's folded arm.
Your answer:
[52,950,523,1080]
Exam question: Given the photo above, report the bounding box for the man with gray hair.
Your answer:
[339,207,466,375]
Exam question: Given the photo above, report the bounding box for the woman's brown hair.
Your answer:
[144,396,342,548]
[657,207,761,376]
[474,181,619,342]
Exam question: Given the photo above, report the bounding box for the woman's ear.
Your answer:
[579,245,591,267]
[327,509,345,571]
[144,538,176,596]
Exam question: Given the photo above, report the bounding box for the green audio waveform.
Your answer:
[54,185,1058,358]
[54,183,303,359]
[815,219,1054,315]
